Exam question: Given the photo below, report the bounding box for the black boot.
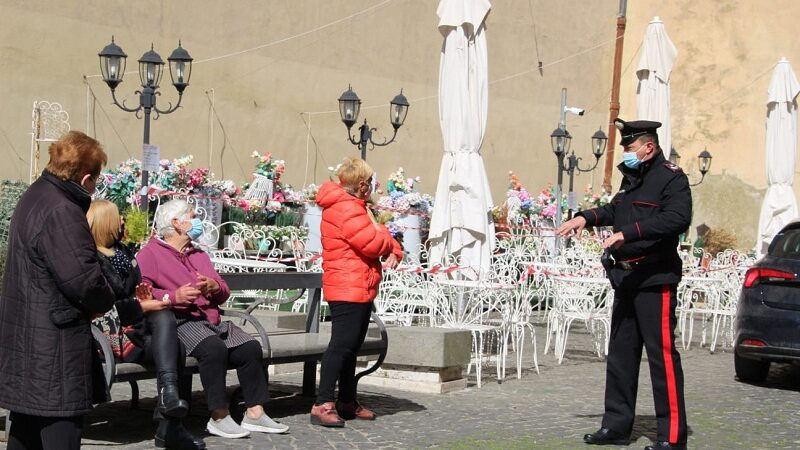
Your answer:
[155,418,206,450]
[157,373,189,418]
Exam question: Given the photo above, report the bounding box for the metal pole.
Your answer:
[567,154,576,221]
[602,0,627,192]
[358,120,370,161]
[141,106,151,212]
[139,86,155,213]
[555,88,567,229]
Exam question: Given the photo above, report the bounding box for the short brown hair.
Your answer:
[336,157,373,195]
[46,131,108,182]
[87,199,120,250]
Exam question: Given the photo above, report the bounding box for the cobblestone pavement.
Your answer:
[2,321,799,449]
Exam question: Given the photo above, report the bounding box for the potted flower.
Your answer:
[375,167,433,262]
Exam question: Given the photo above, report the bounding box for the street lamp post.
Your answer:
[98,37,193,211]
[670,146,712,186]
[338,85,409,161]
[551,127,608,221]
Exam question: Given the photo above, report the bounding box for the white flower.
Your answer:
[252,151,260,158]
[405,192,422,206]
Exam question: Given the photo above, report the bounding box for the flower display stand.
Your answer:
[192,196,223,249]
[302,204,322,253]
[395,213,422,263]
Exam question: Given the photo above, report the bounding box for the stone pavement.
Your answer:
[2,322,800,449]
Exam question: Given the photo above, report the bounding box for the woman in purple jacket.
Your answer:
[137,199,288,440]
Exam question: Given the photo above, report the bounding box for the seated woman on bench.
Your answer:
[136,199,288,440]
[88,199,205,450]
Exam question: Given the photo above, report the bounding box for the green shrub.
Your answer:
[122,207,151,249]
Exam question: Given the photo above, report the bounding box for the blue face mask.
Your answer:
[622,151,643,169]
[187,218,204,240]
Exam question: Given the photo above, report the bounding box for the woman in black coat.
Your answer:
[0,131,115,449]
[88,199,205,450]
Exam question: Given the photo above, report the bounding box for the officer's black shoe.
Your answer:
[583,427,631,445]
[157,384,189,418]
[644,442,686,450]
[155,418,206,449]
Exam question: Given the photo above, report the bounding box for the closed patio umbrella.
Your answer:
[428,0,494,276]
[756,58,800,256]
[636,16,677,153]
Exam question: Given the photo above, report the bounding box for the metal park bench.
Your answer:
[92,272,389,408]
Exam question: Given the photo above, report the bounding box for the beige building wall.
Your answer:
[0,0,798,248]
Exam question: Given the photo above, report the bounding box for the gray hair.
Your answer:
[155,199,193,238]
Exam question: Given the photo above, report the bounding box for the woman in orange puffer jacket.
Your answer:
[310,157,403,428]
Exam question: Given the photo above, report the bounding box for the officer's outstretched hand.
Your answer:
[602,232,625,249]
[557,216,586,238]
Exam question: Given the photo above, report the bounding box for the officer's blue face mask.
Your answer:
[622,151,643,169]
[186,217,204,240]
[622,141,650,169]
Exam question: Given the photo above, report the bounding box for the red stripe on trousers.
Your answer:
[661,285,679,443]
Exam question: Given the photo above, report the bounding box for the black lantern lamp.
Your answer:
[98,36,127,90]
[669,147,681,166]
[552,126,606,222]
[98,37,192,212]
[338,85,408,161]
[550,127,572,156]
[389,89,409,129]
[338,85,361,129]
[591,128,608,159]
[698,148,712,174]
[689,147,713,186]
[137,45,164,88]
[168,41,193,93]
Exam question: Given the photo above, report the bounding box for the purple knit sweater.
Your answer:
[136,238,230,325]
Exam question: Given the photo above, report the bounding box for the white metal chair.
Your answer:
[546,276,612,364]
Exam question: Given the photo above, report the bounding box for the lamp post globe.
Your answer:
[338,85,361,129]
[98,37,127,90]
[137,45,164,88]
[591,128,608,159]
[389,89,409,129]
[550,127,572,156]
[698,148,712,175]
[669,147,681,166]
[167,41,193,93]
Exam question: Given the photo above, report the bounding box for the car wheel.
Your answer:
[734,353,770,382]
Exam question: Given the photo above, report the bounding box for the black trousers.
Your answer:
[190,336,269,411]
[7,412,82,450]
[316,301,372,405]
[602,284,688,445]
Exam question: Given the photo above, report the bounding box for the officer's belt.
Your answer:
[613,255,661,270]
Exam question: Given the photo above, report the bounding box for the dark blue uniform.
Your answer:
[577,149,691,447]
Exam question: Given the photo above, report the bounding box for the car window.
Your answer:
[769,229,800,259]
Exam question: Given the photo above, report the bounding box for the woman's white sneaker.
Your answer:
[241,413,290,434]
[206,415,250,439]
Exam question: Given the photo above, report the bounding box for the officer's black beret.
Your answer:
[615,118,661,146]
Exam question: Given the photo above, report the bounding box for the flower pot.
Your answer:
[302,204,322,253]
[395,213,422,264]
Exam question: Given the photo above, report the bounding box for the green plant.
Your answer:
[0,180,29,245]
[275,210,301,227]
[122,207,150,249]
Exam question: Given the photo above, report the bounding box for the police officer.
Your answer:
[558,118,691,450]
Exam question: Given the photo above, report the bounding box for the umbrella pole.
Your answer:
[602,0,628,192]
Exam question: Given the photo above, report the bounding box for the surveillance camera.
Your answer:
[565,106,585,116]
